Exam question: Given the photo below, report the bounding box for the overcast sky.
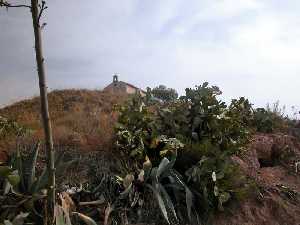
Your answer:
[0,0,299,114]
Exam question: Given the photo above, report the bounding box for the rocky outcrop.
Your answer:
[214,133,300,225]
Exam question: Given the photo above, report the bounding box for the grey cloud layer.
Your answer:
[0,0,299,115]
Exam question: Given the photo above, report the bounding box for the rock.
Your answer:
[213,133,300,225]
[252,134,274,162]
[0,149,8,163]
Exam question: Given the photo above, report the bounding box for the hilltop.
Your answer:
[0,89,126,152]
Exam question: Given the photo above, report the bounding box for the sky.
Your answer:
[0,0,300,115]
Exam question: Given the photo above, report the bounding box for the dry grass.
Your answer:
[0,89,127,153]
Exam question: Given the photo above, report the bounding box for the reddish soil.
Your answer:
[213,133,300,225]
[0,148,8,163]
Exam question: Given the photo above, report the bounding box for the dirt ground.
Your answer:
[213,133,300,225]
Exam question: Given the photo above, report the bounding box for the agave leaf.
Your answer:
[4,179,12,195]
[31,167,48,193]
[54,205,71,225]
[32,153,75,193]
[158,183,178,222]
[168,149,177,168]
[15,148,24,191]
[150,167,158,180]
[11,212,29,225]
[185,186,193,221]
[214,185,219,197]
[160,150,178,180]
[104,203,114,225]
[27,142,40,190]
[0,166,12,177]
[4,221,13,225]
[7,172,20,187]
[192,209,202,225]
[157,158,170,179]
[73,212,97,225]
[171,171,194,222]
[146,183,170,224]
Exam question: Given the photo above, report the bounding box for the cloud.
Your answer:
[0,0,299,114]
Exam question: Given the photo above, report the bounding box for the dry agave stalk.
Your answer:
[2,212,29,225]
[55,192,97,225]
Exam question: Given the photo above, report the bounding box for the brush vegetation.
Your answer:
[0,84,299,225]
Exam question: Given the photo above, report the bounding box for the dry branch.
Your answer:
[0,1,31,8]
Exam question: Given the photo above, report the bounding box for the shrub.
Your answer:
[252,103,289,133]
[115,82,255,222]
[0,116,30,139]
[151,85,178,102]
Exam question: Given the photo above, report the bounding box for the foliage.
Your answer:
[116,95,185,170]
[151,85,178,102]
[228,97,254,127]
[139,153,198,224]
[1,212,29,225]
[0,143,75,224]
[253,102,289,133]
[54,193,97,225]
[1,82,293,224]
[102,152,199,225]
[115,82,256,222]
[253,108,275,133]
[185,149,252,214]
[0,116,30,139]
[181,83,250,150]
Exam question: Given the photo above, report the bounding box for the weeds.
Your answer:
[0,85,299,225]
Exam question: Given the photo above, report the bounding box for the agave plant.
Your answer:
[54,192,97,225]
[1,212,29,225]
[0,142,75,224]
[117,151,200,225]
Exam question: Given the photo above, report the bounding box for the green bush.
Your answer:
[119,151,198,225]
[115,82,255,222]
[252,102,289,133]
[151,85,178,102]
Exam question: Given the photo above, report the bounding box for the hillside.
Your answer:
[1,86,300,225]
[0,89,126,152]
[214,133,300,225]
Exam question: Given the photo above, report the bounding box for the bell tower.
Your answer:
[113,74,118,83]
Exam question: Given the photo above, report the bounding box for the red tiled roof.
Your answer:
[121,81,146,93]
[105,81,146,93]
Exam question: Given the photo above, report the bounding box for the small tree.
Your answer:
[151,85,178,102]
[0,0,55,221]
